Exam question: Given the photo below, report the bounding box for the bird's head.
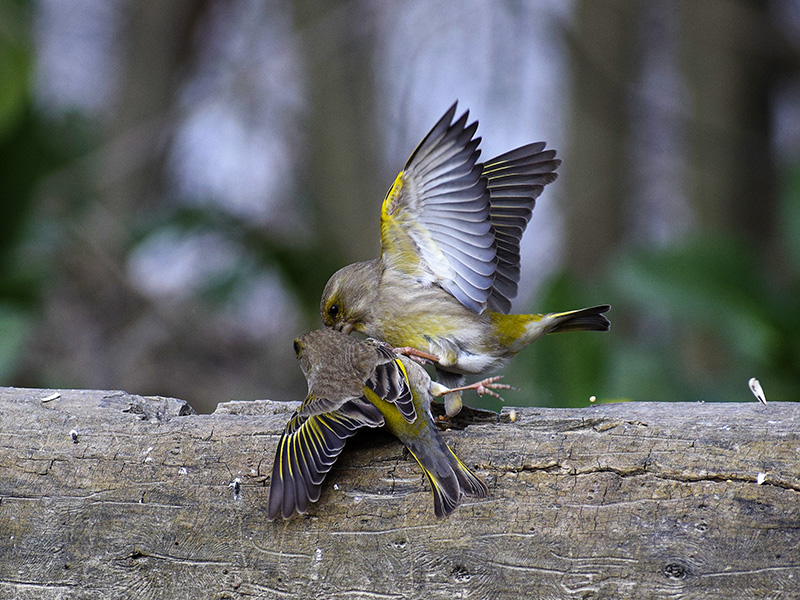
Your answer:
[293,329,330,380]
[292,328,375,393]
[320,260,379,335]
[292,334,311,378]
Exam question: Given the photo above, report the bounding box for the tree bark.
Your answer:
[1,386,797,599]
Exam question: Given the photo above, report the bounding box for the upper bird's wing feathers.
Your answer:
[379,103,560,314]
[483,143,561,313]
[380,102,496,313]
[365,345,417,423]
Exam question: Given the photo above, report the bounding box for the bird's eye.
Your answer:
[328,304,339,319]
[293,340,301,356]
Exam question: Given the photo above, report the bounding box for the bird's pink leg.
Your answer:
[367,338,440,364]
[393,346,440,364]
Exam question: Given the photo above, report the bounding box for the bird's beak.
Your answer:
[340,322,354,335]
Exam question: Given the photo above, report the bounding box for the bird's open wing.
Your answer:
[379,102,496,313]
[267,394,384,521]
[484,143,560,313]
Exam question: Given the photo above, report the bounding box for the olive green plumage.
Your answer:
[267,329,488,521]
[321,102,610,417]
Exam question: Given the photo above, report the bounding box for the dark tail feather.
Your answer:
[407,432,488,518]
[448,446,489,499]
[547,304,611,334]
[415,456,461,518]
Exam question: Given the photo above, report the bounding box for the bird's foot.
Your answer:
[446,376,513,401]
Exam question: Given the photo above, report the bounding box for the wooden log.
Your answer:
[0,386,798,599]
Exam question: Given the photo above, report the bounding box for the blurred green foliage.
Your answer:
[0,2,41,381]
[0,1,95,381]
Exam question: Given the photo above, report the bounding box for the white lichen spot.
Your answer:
[228,477,242,500]
[178,467,188,475]
[144,456,153,463]
[310,547,323,581]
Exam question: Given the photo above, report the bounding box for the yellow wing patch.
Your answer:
[381,171,405,218]
[380,171,426,275]
[375,104,497,312]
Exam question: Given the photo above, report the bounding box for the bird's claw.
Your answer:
[444,375,513,402]
[471,376,513,400]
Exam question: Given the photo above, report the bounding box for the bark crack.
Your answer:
[486,461,800,492]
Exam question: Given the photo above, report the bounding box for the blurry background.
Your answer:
[1,0,799,413]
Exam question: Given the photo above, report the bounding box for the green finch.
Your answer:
[321,102,611,417]
[267,328,500,521]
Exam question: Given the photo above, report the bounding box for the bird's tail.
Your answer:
[405,426,488,517]
[492,304,611,353]
[544,304,611,334]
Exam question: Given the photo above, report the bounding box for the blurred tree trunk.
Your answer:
[678,0,777,254]
[678,1,778,379]
[291,0,382,262]
[19,2,213,398]
[88,0,210,257]
[563,2,640,279]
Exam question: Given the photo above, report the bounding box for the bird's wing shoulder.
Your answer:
[379,102,496,313]
[364,345,417,423]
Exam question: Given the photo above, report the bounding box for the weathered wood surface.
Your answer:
[0,386,798,600]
